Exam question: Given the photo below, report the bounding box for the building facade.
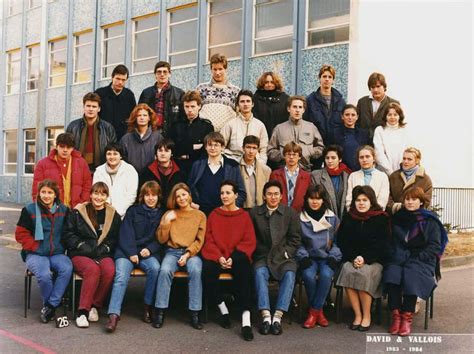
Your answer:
[0,0,351,203]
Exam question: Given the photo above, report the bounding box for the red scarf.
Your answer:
[349,208,387,221]
[326,163,352,176]
[154,82,169,129]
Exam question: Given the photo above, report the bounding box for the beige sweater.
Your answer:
[156,209,207,256]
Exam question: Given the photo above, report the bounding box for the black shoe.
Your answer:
[219,314,231,329]
[358,324,371,332]
[349,323,360,330]
[259,321,271,335]
[40,305,55,323]
[190,311,203,330]
[271,321,283,335]
[241,326,254,341]
[152,309,165,328]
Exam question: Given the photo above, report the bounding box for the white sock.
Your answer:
[217,301,229,315]
[242,310,251,327]
[272,310,283,324]
[261,309,271,323]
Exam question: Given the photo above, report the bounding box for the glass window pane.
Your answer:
[134,29,159,59]
[255,35,292,55]
[75,46,92,71]
[104,37,124,65]
[255,0,292,38]
[170,21,197,53]
[104,24,124,39]
[135,15,159,32]
[133,58,156,74]
[209,43,241,59]
[25,130,36,140]
[209,12,241,46]
[210,0,241,15]
[50,75,66,86]
[51,40,66,51]
[308,0,350,28]
[76,31,93,45]
[170,6,197,23]
[308,26,349,46]
[169,51,196,67]
[74,70,91,83]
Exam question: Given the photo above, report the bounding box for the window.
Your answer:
[29,0,42,9]
[26,44,40,91]
[254,0,293,55]
[208,0,242,60]
[6,49,21,94]
[168,5,198,67]
[24,130,36,174]
[102,22,125,79]
[132,14,159,74]
[74,31,93,83]
[307,0,350,47]
[46,127,64,154]
[8,0,22,15]
[4,131,18,174]
[49,38,67,87]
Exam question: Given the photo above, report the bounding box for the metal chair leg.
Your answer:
[430,292,434,319]
[72,275,76,319]
[424,296,430,330]
[335,287,343,323]
[28,274,32,309]
[298,281,303,323]
[24,272,28,318]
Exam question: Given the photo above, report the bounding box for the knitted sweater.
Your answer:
[196,81,240,131]
[156,209,206,256]
[201,208,256,262]
[373,125,410,175]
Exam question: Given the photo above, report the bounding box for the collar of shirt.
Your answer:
[244,160,256,176]
[208,156,224,168]
[285,166,299,178]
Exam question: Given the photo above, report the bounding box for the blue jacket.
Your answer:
[304,87,346,145]
[115,204,164,259]
[188,156,247,207]
[296,210,342,262]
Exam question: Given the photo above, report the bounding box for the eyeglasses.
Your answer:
[265,192,281,197]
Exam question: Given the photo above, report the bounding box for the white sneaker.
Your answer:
[76,314,89,328]
[88,307,99,322]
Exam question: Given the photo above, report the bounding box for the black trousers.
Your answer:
[202,250,253,312]
[387,283,417,312]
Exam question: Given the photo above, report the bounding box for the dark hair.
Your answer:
[243,135,260,148]
[56,133,75,148]
[256,71,284,92]
[37,179,61,206]
[283,142,302,156]
[154,61,171,73]
[104,142,124,157]
[83,92,101,106]
[319,64,336,79]
[403,186,427,207]
[167,183,192,210]
[204,132,225,147]
[323,144,343,159]
[382,102,406,128]
[220,180,238,194]
[127,103,157,132]
[287,95,307,110]
[182,90,202,105]
[210,53,228,69]
[263,180,283,196]
[350,185,382,211]
[367,72,387,90]
[111,64,129,78]
[236,89,254,108]
[154,138,175,155]
[138,181,161,206]
[303,185,331,211]
[87,182,110,229]
[342,103,358,115]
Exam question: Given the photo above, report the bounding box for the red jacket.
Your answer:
[201,208,256,262]
[270,168,311,212]
[32,149,92,208]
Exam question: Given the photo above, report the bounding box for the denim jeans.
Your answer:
[25,253,73,308]
[301,258,334,310]
[155,248,202,311]
[254,266,295,312]
[108,256,161,316]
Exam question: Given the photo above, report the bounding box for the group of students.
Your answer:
[16,54,448,341]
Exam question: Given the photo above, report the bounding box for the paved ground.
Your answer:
[1,202,473,353]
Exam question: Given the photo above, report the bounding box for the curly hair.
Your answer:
[127,103,158,132]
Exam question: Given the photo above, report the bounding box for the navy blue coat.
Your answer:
[332,126,370,171]
[114,205,163,260]
[383,217,441,299]
[188,156,247,208]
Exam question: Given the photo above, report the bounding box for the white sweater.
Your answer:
[373,125,409,175]
[346,169,390,210]
[220,113,268,164]
[93,160,138,218]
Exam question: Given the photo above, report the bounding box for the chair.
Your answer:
[424,292,434,330]
[335,284,383,325]
[202,272,233,323]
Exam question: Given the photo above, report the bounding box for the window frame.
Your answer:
[73,30,93,84]
[305,0,351,49]
[101,21,126,80]
[8,0,22,16]
[3,130,18,175]
[252,0,294,57]
[6,48,21,95]
[45,127,65,154]
[167,3,199,69]
[207,0,243,62]
[26,44,40,92]
[131,12,160,75]
[23,129,36,175]
[48,37,68,88]
[28,0,42,10]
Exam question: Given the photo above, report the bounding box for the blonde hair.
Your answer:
[404,147,422,164]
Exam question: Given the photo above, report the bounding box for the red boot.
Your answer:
[317,309,329,327]
[389,309,401,335]
[399,312,413,336]
[303,308,319,329]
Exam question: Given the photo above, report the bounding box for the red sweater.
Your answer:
[201,208,256,262]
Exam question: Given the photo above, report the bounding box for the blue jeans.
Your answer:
[25,253,73,308]
[108,256,161,316]
[301,258,334,310]
[155,248,202,311]
[254,266,295,312]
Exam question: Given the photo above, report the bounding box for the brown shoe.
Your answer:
[143,304,152,323]
[105,314,120,333]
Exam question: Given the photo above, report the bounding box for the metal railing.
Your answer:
[431,187,474,230]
